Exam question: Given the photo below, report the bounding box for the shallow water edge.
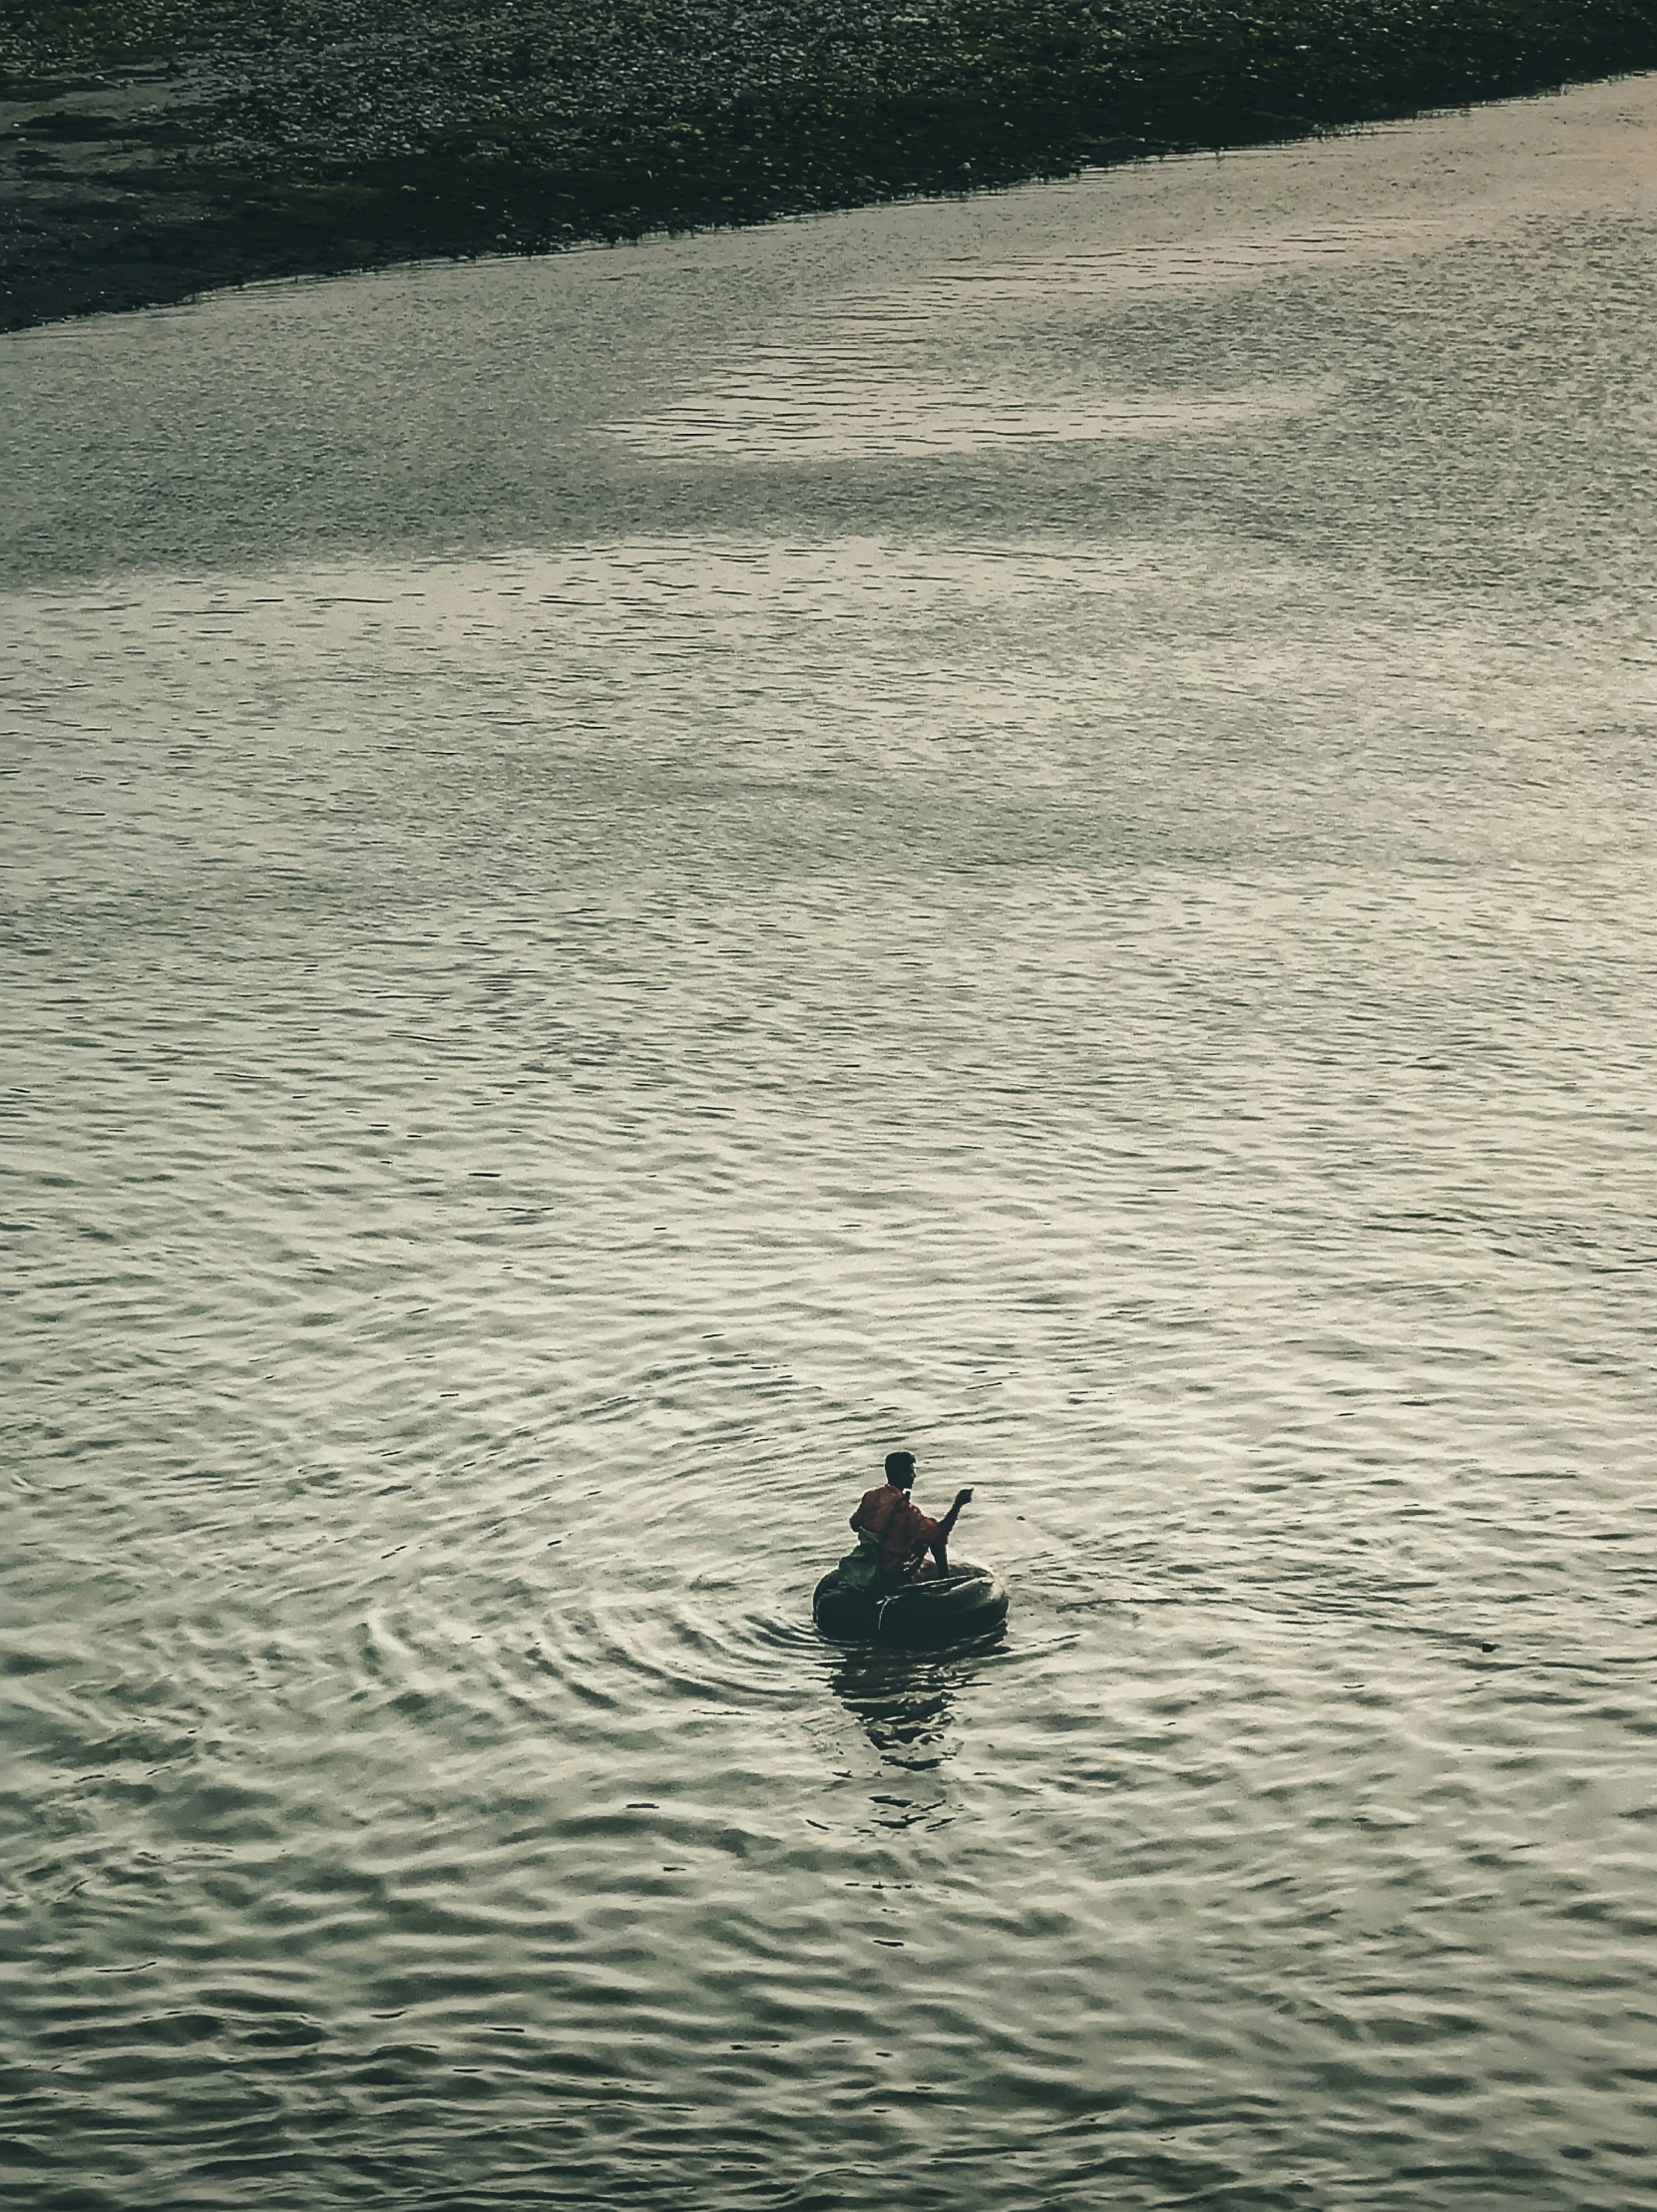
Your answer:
[4,0,1657,332]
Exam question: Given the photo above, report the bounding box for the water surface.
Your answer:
[4,76,1657,2212]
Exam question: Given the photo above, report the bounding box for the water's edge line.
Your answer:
[3,10,1655,336]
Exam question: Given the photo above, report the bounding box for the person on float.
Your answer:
[849,1451,973,1587]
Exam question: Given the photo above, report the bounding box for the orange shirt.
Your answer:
[851,1483,941,1576]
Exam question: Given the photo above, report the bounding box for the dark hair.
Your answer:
[884,1450,916,1486]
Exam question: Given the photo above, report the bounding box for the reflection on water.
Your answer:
[4,69,1657,2212]
[831,1650,967,1774]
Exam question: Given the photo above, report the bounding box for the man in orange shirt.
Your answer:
[851,1452,974,1585]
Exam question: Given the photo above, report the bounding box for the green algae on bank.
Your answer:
[4,0,1656,330]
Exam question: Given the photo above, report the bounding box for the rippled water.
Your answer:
[6,75,1657,2212]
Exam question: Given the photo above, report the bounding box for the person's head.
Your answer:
[884,1450,916,1490]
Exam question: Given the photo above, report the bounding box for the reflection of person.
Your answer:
[831,1646,957,1770]
[850,1451,974,1585]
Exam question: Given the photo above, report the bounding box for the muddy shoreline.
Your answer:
[5,1,1655,334]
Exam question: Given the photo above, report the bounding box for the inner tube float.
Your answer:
[812,1560,1009,1648]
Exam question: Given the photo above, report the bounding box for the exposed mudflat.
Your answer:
[4,0,1656,329]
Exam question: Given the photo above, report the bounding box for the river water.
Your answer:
[5,73,1656,2212]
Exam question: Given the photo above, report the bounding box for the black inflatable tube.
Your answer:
[812,1562,1010,1649]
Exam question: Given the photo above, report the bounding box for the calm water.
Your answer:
[5,75,1657,2212]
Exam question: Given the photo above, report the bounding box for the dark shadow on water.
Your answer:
[828,1630,1006,1772]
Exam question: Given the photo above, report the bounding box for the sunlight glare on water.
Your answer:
[4,74,1657,2212]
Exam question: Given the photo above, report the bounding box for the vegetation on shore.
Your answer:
[3,0,1655,329]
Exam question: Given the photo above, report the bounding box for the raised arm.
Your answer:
[928,1488,974,1573]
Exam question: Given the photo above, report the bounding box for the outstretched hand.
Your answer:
[954,1487,975,1508]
